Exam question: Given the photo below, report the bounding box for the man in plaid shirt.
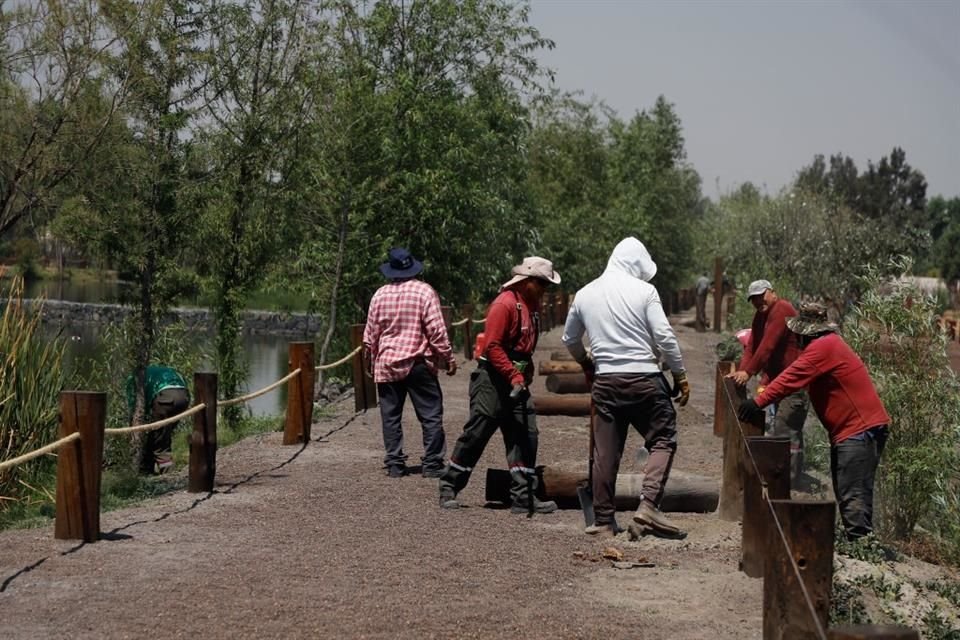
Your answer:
[363,247,458,478]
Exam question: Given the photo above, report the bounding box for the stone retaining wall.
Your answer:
[20,299,322,337]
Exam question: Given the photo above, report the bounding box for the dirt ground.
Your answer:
[0,307,953,638]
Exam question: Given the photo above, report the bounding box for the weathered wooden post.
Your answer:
[55,391,106,542]
[284,342,315,445]
[557,292,570,326]
[713,256,724,334]
[717,377,764,521]
[350,324,377,412]
[714,361,735,437]
[462,304,474,360]
[441,305,453,335]
[189,372,218,493]
[538,360,584,375]
[828,625,919,639]
[741,436,791,577]
[763,499,834,640]
[727,293,737,330]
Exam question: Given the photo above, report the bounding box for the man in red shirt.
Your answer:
[438,256,561,514]
[727,279,809,482]
[363,248,458,479]
[738,303,890,540]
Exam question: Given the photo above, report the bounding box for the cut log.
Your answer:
[538,360,583,375]
[532,395,591,416]
[545,373,590,394]
[484,465,719,513]
[549,350,576,361]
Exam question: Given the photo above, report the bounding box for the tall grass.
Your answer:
[0,276,69,511]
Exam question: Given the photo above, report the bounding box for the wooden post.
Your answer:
[727,293,737,330]
[714,361,735,437]
[741,436,791,578]
[284,342,315,445]
[541,293,553,331]
[717,378,764,521]
[557,291,569,326]
[350,324,377,412]
[462,304,474,360]
[189,372,218,493]
[441,305,453,335]
[828,625,919,639]
[713,256,724,334]
[55,391,105,542]
[763,500,834,640]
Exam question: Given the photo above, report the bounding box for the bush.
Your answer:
[845,259,960,558]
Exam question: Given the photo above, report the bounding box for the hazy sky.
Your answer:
[527,0,960,199]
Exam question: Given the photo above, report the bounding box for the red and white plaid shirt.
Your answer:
[363,279,455,383]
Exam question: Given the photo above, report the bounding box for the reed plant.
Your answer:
[0,276,69,512]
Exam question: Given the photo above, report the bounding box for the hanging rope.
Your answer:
[105,404,208,435]
[0,432,80,472]
[317,346,361,371]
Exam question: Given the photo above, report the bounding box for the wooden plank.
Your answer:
[55,391,105,542]
[763,500,834,640]
[717,378,764,521]
[714,361,735,437]
[284,342,315,445]
[189,373,218,493]
[741,436,790,577]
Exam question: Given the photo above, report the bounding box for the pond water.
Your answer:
[33,278,302,417]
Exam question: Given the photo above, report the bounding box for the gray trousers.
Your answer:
[377,360,446,472]
[591,373,678,527]
[770,390,809,480]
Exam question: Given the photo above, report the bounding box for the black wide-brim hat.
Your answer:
[380,247,423,279]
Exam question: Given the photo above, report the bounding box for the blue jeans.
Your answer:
[831,425,888,539]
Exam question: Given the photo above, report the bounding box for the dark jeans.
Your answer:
[440,363,539,505]
[591,373,678,527]
[377,360,446,472]
[139,387,190,474]
[831,425,888,539]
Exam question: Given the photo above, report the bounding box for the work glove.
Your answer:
[671,371,690,407]
[509,383,530,404]
[737,397,762,421]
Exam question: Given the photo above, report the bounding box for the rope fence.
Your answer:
[220,370,301,407]
[105,403,208,435]
[0,432,80,472]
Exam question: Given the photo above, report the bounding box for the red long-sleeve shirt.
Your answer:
[756,332,890,444]
[740,298,801,381]
[482,289,539,386]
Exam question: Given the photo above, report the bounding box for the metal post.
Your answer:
[55,391,106,542]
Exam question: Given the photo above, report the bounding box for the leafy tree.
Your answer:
[0,0,132,238]
[193,0,320,421]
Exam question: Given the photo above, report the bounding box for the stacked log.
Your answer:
[545,373,590,395]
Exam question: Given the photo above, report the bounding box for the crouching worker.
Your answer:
[438,257,561,515]
[562,237,689,538]
[126,365,190,475]
[738,303,889,540]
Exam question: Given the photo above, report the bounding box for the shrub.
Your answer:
[845,258,960,558]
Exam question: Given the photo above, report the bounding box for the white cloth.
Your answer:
[562,237,685,375]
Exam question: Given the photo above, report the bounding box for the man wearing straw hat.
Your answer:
[738,302,890,540]
[364,247,458,479]
[437,256,561,514]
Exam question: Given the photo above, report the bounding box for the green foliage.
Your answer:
[836,532,897,564]
[714,334,744,362]
[845,258,960,552]
[0,277,69,510]
[12,237,41,281]
[830,574,869,627]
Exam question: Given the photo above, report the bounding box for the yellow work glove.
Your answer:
[671,371,690,407]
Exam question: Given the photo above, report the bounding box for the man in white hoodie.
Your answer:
[562,237,690,538]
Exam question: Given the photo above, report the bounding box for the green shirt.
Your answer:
[125,365,188,418]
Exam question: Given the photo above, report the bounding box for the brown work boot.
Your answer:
[633,500,682,536]
[584,523,618,539]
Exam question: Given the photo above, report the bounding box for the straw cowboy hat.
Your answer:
[500,256,561,290]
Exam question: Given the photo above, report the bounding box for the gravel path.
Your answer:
[1,309,765,639]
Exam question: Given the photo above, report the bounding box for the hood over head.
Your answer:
[605,237,657,282]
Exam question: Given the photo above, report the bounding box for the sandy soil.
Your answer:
[0,308,953,639]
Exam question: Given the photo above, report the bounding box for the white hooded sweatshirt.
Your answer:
[562,237,685,375]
